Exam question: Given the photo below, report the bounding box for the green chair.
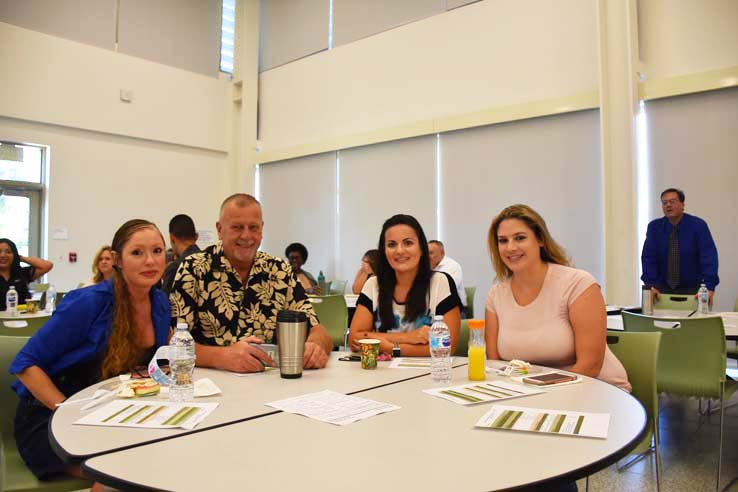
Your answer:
[310,295,348,350]
[453,320,469,357]
[30,283,48,293]
[0,336,91,492]
[622,311,738,491]
[464,287,476,319]
[0,317,50,337]
[653,292,697,311]
[328,280,347,295]
[606,331,662,491]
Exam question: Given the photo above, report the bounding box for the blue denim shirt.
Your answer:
[641,213,719,291]
[9,279,170,398]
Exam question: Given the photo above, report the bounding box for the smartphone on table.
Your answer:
[522,372,578,386]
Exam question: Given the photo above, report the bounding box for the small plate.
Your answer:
[3,320,28,328]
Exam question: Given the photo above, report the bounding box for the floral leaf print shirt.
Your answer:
[169,243,319,345]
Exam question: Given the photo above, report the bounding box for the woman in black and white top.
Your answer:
[349,214,461,357]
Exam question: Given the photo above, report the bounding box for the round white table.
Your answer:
[80,364,646,492]
[49,352,440,462]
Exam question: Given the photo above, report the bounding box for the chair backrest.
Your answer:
[454,319,469,357]
[464,286,476,319]
[31,283,49,293]
[653,292,697,311]
[0,316,50,336]
[622,311,726,398]
[310,295,348,349]
[0,336,29,438]
[607,331,661,455]
[329,280,347,295]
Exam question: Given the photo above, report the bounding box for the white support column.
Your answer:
[228,0,260,195]
[597,0,642,306]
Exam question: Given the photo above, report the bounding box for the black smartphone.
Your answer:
[338,355,361,362]
[522,372,578,386]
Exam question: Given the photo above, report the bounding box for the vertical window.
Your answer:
[0,142,45,258]
[220,0,236,73]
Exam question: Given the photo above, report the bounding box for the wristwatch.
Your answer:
[392,342,401,358]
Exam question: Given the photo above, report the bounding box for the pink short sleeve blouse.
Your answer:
[486,263,631,391]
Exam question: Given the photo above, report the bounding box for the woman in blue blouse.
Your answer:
[10,219,170,482]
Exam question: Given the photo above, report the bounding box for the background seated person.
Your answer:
[351,249,379,295]
[0,238,53,310]
[349,214,461,357]
[83,245,114,286]
[285,242,319,294]
[170,193,332,373]
[9,220,169,483]
[484,204,630,391]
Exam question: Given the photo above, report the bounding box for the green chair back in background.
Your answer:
[605,331,662,492]
[0,317,50,337]
[453,320,469,357]
[653,292,697,311]
[309,295,348,350]
[622,311,738,491]
[0,335,91,492]
[30,283,48,293]
[464,287,476,319]
[328,280,347,295]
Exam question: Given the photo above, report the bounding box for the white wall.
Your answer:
[259,0,598,154]
[0,21,233,291]
[638,0,738,80]
[0,117,228,292]
[0,22,229,152]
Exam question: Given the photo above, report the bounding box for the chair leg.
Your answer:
[717,382,724,492]
[654,417,662,492]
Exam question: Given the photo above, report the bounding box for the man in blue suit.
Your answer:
[641,188,719,304]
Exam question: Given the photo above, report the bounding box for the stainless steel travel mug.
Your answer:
[277,310,307,379]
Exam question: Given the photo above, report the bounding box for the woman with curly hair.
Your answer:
[0,238,53,310]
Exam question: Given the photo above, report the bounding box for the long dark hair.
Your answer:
[376,215,432,330]
[0,238,23,278]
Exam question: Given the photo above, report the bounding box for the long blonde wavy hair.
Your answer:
[488,204,570,280]
[101,220,164,379]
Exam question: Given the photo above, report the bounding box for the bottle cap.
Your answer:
[176,322,188,330]
[468,319,484,329]
[433,315,444,321]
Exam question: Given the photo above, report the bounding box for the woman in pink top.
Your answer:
[485,204,631,391]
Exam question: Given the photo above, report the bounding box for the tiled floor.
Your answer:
[579,360,738,492]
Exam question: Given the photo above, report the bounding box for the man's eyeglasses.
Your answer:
[661,199,680,206]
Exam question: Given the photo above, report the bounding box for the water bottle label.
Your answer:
[148,346,175,386]
[430,335,451,350]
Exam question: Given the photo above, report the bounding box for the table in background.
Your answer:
[50,352,434,461]
[82,365,645,492]
[0,310,50,320]
[607,310,738,338]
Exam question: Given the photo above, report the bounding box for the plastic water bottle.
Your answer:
[697,283,709,315]
[430,315,452,384]
[169,322,196,402]
[317,270,328,294]
[6,286,18,316]
[45,284,57,313]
